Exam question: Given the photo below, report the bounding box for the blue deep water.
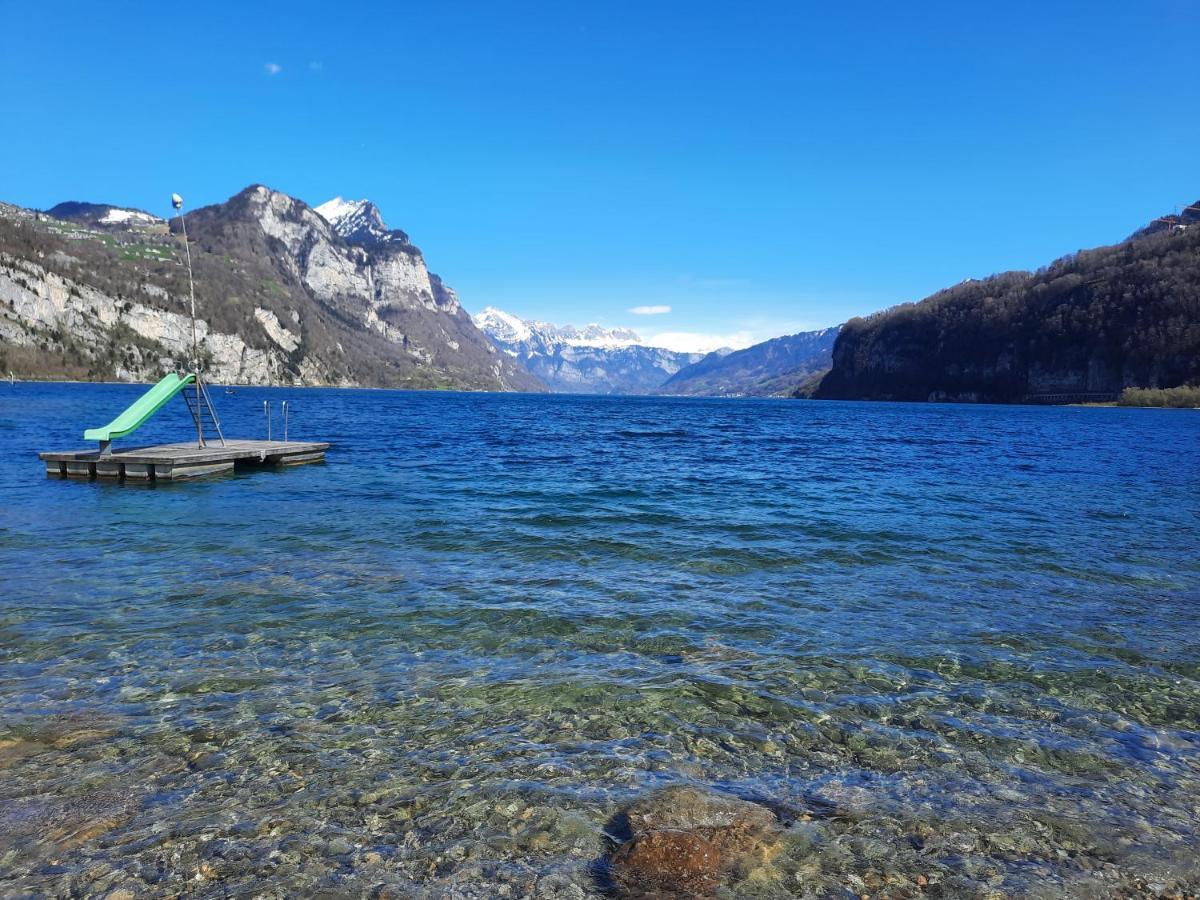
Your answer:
[1,384,1198,897]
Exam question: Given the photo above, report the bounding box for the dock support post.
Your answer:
[95,460,123,479]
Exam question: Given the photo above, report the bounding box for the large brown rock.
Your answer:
[609,786,783,897]
[611,829,722,896]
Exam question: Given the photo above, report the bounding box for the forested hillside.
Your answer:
[815,214,1200,402]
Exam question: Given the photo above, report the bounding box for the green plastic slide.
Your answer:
[83,373,196,442]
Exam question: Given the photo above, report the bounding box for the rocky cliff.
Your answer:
[473,307,707,394]
[815,203,1200,402]
[0,187,544,391]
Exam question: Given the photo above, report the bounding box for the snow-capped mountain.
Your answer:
[473,306,536,346]
[473,306,707,394]
[315,196,410,247]
[474,307,642,353]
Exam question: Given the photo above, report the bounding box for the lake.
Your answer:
[1,384,1197,897]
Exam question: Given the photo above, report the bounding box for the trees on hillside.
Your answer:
[817,226,1200,402]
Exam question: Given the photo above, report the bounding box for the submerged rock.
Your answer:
[0,788,138,854]
[607,785,784,897]
[0,736,41,770]
[621,785,778,837]
[611,830,722,896]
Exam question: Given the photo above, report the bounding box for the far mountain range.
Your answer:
[1,187,1196,401]
[472,307,838,396]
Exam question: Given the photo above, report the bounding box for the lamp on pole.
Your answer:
[173,192,204,448]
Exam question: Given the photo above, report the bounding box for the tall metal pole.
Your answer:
[174,193,204,448]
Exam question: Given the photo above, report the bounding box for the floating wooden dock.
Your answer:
[40,439,329,482]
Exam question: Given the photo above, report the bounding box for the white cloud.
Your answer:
[628,304,671,316]
[645,331,755,354]
[264,62,282,76]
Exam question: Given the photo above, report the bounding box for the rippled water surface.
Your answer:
[1,385,1198,898]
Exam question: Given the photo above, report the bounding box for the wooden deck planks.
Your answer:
[39,440,329,481]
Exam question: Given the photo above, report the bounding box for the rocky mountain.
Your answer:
[815,200,1200,402]
[0,186,543,390]
[473,307,707,394]
[661,326,840,397]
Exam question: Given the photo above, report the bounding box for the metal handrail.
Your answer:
[198,380,226,446]
[181,377,227,448]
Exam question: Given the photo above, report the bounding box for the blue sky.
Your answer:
[2,1,1197,351]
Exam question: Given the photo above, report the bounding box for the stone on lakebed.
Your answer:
[608,785,784,897]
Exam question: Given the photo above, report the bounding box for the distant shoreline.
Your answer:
[6,376,1198,408]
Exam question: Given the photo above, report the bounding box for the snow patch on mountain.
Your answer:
[314,197,362,224]
[315,196,409,247]
[100,208,161,226]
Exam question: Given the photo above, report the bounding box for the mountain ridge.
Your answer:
[0,185,544,391]
[662,326,840,397]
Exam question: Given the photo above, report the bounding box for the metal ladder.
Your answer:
[181,379,227,447]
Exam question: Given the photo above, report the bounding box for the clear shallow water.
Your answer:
[0,384,1198,898]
